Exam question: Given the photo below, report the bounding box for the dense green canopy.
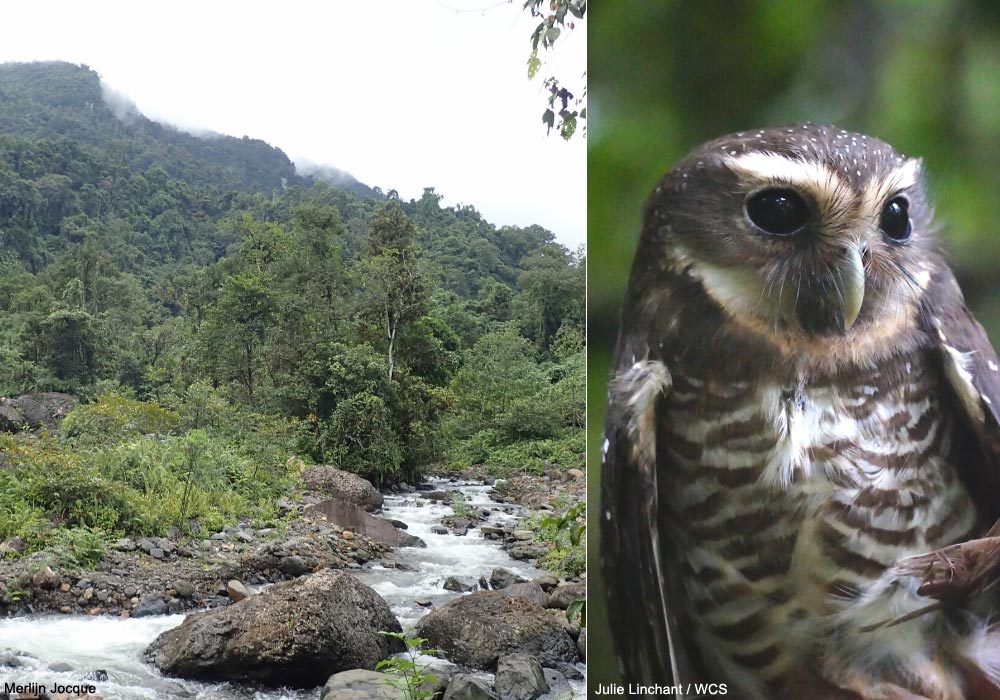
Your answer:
[0,61,584,558]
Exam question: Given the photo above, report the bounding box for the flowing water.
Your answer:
[0,479,585,699]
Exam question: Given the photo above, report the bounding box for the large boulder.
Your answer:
[0,392,78,433]
[415,591,577,670]
[303,466,383,511]
[307,499,425,548]
[146,569,403,687]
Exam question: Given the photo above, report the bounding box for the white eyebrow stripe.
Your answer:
[724,151,849,192]
[860,157,922,216]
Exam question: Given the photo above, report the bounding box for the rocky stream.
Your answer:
[0,473,586,700]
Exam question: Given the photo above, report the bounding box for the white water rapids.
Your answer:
[0,479,585,698]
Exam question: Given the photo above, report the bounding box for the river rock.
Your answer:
[30,566,59,590]
[543,667,572,696]
[489,567,526,590]
[442,516,472,531]
[494,654,548,700]
[480,526,504,539]
[577,628,586,660]
[0,403,23,432]
[280,555,310,576]
[546,582,586,610]
[307,499,425,548]
[227,580,252,602]
[303,465,384,511]
[443,674,497,700]
[443,576,475,593]
[431,525,449,535]
[321,669,403,700]
[172,580,196,598]
[134,594,168,617]
[558,662,583,680]
[146,569,403,686]
[415,591,577,670]
[507,542,550,561]
[531,574,558,592]
[0,536,26,557]
[500,582,547,608]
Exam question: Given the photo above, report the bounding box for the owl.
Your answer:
[601,125,1000,700]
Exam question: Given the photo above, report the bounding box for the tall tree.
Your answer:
[198,272,276,401]
[362,204,426,380]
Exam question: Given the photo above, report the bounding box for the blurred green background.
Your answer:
[588,0,1000,687]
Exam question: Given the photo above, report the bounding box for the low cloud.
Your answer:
[294,157,360,186]
[99,80,141,125]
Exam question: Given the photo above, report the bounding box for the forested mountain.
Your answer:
[0,61,378,198]
[0,61,584,548]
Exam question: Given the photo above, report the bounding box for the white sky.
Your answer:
[0,0,586,249]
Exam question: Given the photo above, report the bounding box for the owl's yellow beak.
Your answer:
[835,242,866,331]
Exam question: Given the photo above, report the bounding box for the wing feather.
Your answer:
[601,339,699,688]
[921,265,1000,524]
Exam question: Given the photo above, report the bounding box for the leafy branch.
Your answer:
[522,0,587,139]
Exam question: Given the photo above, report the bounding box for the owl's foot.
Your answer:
[898,534,1000,602]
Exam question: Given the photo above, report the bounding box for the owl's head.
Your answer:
[646,125,935,346]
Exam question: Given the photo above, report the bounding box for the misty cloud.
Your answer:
[294,158,360,187]
[99,80,142,125]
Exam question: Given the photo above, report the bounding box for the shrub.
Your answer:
[321,392,402,485]
[45,525,108,570]
[61,391,179,443]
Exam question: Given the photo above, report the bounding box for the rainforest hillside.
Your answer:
[0,61,584,553]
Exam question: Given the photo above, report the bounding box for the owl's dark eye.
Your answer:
[880,196,912,243]
[745,188,810,236]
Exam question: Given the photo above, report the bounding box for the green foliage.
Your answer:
[44,525,108,570]
[1,403,296,547]
[376,631,441,700]
[449,492,471,519]
[61,391,179,443]
[533,500,586,578]
[567,598,586,627]
[446,327,584,472]
[322,392,402,486]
